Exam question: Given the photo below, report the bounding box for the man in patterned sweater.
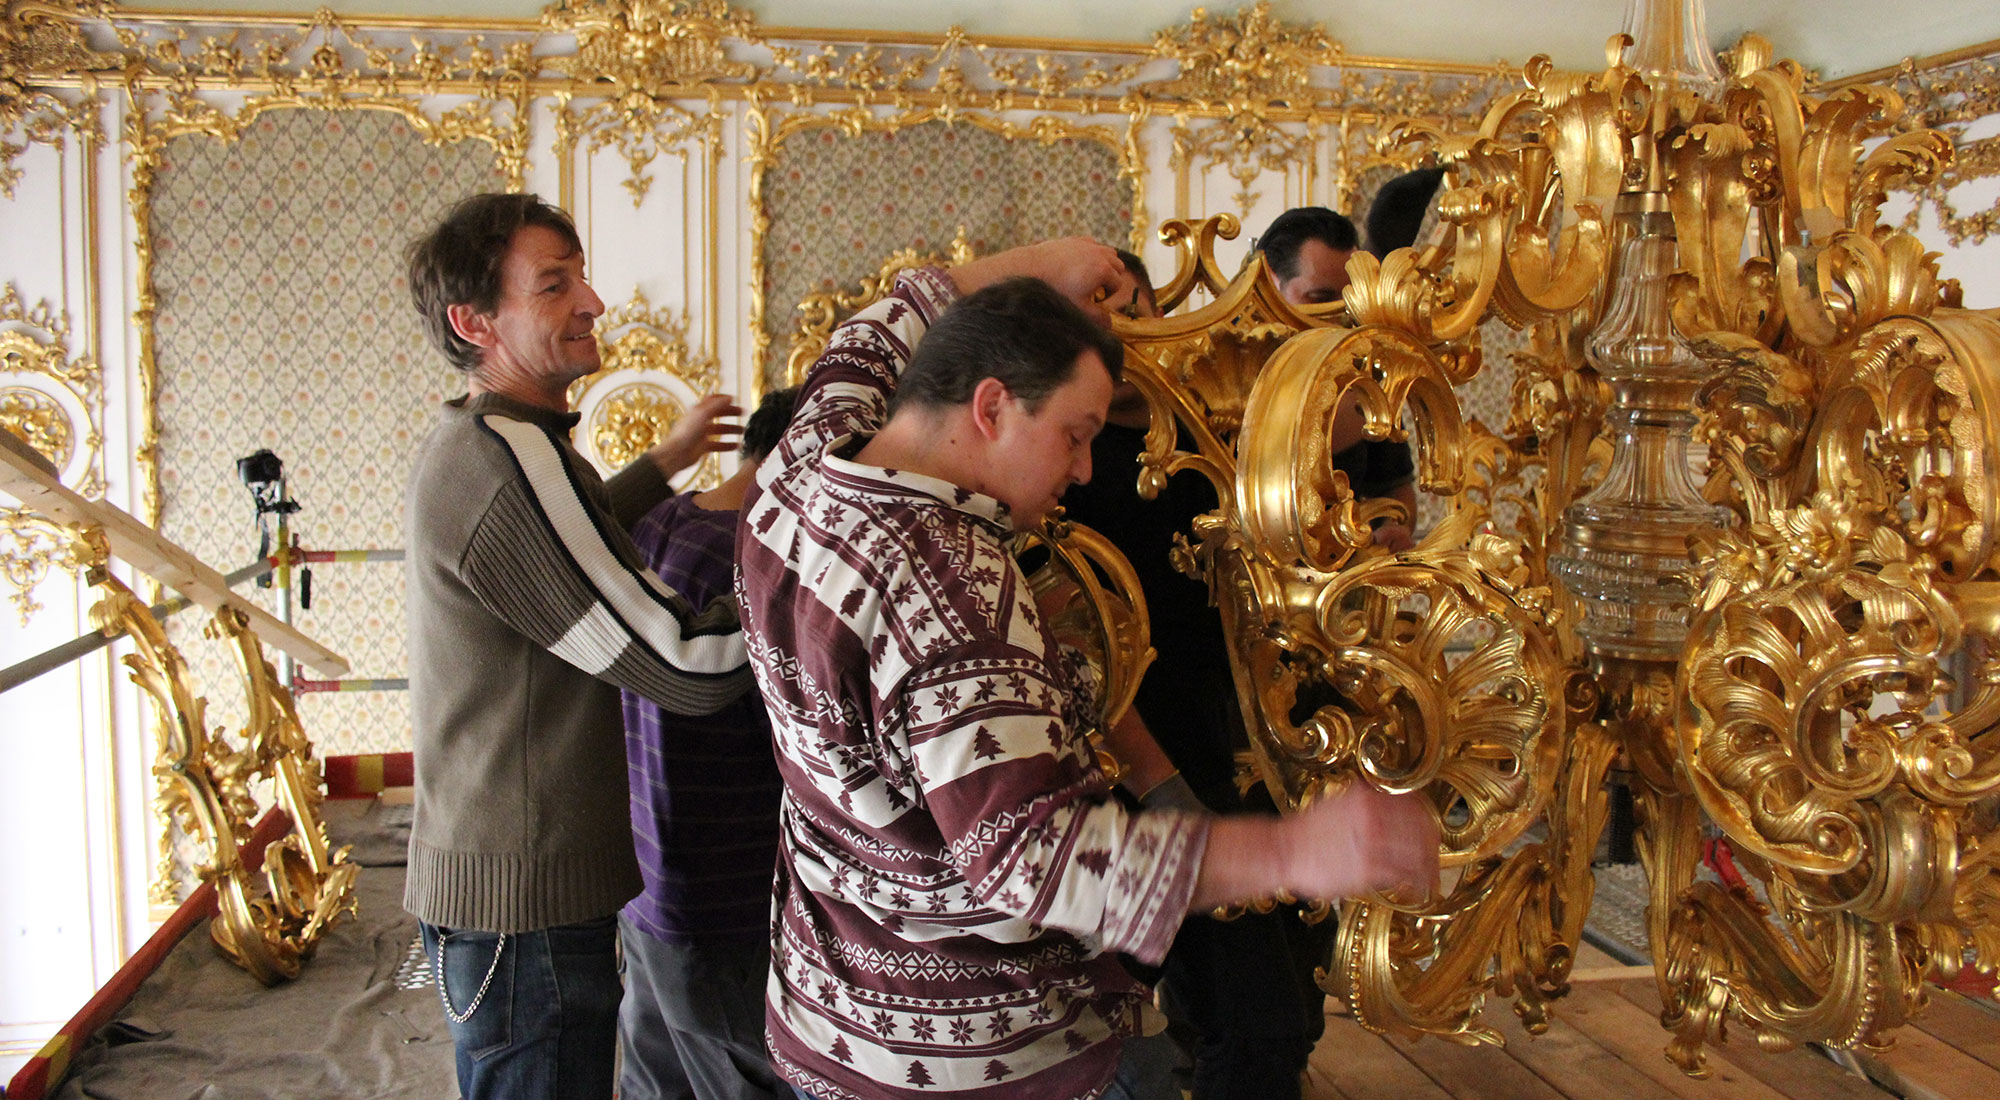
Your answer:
[736,237,1438,1100]
[403,192,753,1100]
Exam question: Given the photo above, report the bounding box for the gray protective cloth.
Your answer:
[50,802,453,1100]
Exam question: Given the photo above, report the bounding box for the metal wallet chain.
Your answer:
[434,931,507,1024]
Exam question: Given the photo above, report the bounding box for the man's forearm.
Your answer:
[1186,814,1299,911]
[1102,708,1180,799]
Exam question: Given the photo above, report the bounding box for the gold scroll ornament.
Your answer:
[1096,25,2000,1078]
[78,526,357,985]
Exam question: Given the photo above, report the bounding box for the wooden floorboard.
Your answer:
[1305,978,1913,1100]
[1910,990,2000,1075]
[1307,1014,1456,1100]
[1853,1021,2000,1100]
[1610,980,1894,1100]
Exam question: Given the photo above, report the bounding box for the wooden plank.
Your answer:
[1554,983,1794,1100]
[1910,989,2000,1074]
[1309,1014,1455,1100]
[1479,989,1687,1100]
[1613,980,1896,1100]
[0,434,348,676]
[1395,1028,1571,1100]
[1851,1017,2000,1100]
[1573,965,1655,983]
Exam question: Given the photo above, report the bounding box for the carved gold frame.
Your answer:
[124,91,527,527]
[1,284,104,622]
[567,289,726,486]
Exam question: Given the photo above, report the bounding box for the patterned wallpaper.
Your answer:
[761,121,1131,387]
[149,108,502,758]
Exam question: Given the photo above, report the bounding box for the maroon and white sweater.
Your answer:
[738,267,1210,1100]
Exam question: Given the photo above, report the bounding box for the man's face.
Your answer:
[989,349,1114,528]
[474,223,605,391]
[1276,237,1354,306]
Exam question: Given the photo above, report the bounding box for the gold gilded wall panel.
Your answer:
[0,284,103,622]
[1882,47,2000,246]
[751,111,1136,391]
[146,107,499,760]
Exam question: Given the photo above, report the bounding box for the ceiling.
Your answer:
[118,0,1999,79]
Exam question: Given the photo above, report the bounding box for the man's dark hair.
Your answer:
[406,192,583,373]
[741,386,799,461]
[1366,167,1447,259]
[1254,206,1360,280]
[890,277,1123,415]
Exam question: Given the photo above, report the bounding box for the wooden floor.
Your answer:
[1304,950,2000,1100]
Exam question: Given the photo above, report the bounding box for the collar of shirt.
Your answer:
[450,390,582,433]
[818,432,1014,534]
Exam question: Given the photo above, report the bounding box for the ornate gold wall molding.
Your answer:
[0,282,103,621]
[746,103,1141,389]
[123,88,524,525]
[568,290,723,482]
[782,232,974,385]
[1877,46,2000,245]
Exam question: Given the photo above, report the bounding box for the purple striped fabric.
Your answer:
[620,492,783,945]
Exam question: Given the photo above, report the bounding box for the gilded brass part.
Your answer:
[1015,511,1160,785]
[1086,12,1999,1069]
[79,525,357,985]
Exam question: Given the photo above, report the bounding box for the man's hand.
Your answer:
[645,393,742,480]
[1188,780,1439,911]
[1372,523,1416,552]
[1282,782,1439,902]
[949,237,1134,324]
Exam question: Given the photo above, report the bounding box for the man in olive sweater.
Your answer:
[403,192,753,1100]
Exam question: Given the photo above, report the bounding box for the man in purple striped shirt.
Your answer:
[737,237,1440,1100]
[619,387,801,1100]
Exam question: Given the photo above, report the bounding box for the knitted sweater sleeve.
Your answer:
[460,414,753,716]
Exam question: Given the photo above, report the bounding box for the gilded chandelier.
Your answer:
[1086,0,2000,1073]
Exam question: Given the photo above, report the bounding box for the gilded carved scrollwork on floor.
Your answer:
[75,525,357,984]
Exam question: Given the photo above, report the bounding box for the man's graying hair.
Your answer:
[889,277,1123,415]
[406,192,583,373]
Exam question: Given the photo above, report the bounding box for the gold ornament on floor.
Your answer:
[78,527,358,985]
[1095,0,2000,1073]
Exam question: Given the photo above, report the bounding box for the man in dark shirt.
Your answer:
[1068,251,1330,1100]
[1255,206,1418,550]
[618,387,800,1100]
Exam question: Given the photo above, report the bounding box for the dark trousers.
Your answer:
[618,914,785,1100]
[1159,908,1332,1100]
[421,915,622,1100]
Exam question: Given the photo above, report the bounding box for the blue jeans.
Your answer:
[421,916,621,1100]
